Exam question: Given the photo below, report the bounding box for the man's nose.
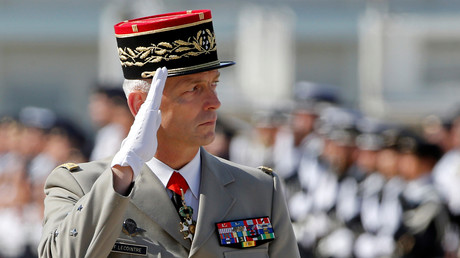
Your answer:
[203,88,221,111]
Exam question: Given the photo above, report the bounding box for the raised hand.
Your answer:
[111,67,168,179]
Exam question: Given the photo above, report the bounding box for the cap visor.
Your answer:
[167,61,235,77]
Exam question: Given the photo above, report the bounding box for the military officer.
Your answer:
[38,10,299,258]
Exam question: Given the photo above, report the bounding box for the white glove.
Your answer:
[111,67,168,179]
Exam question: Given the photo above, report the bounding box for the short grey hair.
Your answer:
[122,79,152,97]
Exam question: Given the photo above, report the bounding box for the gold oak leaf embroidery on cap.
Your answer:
[118,29,216,68]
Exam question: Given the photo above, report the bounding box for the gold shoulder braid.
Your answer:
[257,166,274,176]
[58,163,80,172]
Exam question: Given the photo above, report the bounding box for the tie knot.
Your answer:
[167,171,189,195]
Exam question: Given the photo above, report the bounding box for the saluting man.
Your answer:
[38,9,300,258]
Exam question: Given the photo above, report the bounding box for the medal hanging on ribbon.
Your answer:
[178,188,196,241]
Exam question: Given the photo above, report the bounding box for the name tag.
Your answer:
[112,242,148,256]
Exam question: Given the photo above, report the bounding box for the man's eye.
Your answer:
[188,86,198,92]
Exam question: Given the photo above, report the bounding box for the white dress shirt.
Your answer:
[146,149,201,221]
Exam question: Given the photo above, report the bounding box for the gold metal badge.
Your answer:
[59,163,80,172]
[257,166,274,176]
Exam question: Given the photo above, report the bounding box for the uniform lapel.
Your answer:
[130,164,191,250]
[189,148,236,257]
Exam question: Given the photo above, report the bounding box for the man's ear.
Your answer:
[127,91,147,116]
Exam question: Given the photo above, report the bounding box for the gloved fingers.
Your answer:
[111,68,166,179]
[122,67,165,148]
[145,66,168,109]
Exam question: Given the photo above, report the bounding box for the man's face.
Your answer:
[157,70,221,149]
[398,153,419,180]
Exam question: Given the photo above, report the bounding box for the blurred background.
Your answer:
[1,0,460,257]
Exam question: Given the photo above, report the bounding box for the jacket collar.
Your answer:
[189,148,235,256]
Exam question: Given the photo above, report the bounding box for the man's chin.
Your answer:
[200,132,216,147]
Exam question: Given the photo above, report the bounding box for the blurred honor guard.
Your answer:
[38,10,299,257]
[354,128,406,258]
[395,133,448,257]
[229,109,286,169]
[89,86,133,161]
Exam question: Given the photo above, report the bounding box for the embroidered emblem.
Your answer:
[216,217,276,248]
[122,218,146,237]
[112,242,148,256]
[118,29,216,70]
[69,228,78,237]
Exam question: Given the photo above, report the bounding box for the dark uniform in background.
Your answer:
[395,133,448,257]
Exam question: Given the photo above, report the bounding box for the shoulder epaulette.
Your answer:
[58,163,80,172]
[257,166,274,176]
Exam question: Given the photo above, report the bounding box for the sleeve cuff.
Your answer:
[111,151,144,180]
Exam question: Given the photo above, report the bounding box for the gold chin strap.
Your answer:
[141,61,220,78]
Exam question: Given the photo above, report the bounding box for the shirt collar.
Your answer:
[146,149,201,199]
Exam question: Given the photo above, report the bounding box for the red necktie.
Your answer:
[167,171,189,195]
[167,172,190,220]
